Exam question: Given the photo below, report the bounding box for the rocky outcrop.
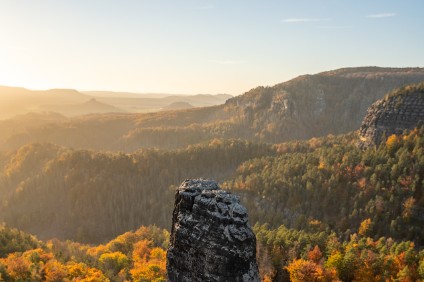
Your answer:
[166,179,260,282]
[224,67,424,142]
[359,83,424,148]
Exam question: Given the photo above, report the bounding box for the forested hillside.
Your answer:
[0,225,170,281]
[0,140,275,243]
[1,72,424,281]
[1,127,423,249]
[1,67,424,152]
[225,128,424,246]
[1,223,424,281]
[255,224,424,281]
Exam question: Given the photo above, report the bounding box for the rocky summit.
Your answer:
[166,179,260,282]
[359,83,424,148]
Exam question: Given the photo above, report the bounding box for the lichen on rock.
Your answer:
[167,179,260,282]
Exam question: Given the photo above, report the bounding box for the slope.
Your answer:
[1,67,424,152]
[0,140,274,243]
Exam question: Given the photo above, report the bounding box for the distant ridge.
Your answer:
[82,91,170,98]
[41,98,124,117]
[92,93,232,112]
[222,66,424,142]
[1,67,424,151]
[0,86,91,119]
[0,86,232,119]
[162,101,194,111]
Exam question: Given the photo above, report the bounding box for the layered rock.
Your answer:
[359,83,424,148]
[166,179,259,282]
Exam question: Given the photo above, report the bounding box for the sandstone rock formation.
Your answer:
[166,179,260,282]
[224,67,424,142]
[359,83,424,148]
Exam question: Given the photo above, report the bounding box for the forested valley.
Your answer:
[0,127,423,281]
[0,139,274,243]
[1,71,424,281]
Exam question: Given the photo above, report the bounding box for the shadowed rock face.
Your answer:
[359,84,424,148]
[166,179,260,282]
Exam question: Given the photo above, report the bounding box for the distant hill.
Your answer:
[0,86,90,104]
[41,98,124,117]
[11,111,67,123]
[1,67,424,152]
[161,94,233,107]
[0,86,91,119]
[82,90,170,98]
[162,101,194,111]
[0,86,232,119]
[93,93,232,113]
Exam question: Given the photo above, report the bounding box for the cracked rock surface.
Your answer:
[166,179,260,282]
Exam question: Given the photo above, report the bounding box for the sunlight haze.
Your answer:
[1,2,424,280]
[0,0,423,95]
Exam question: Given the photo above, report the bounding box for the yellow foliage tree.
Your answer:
[132,240,153,263]
[66,262,108,282]
[99,251,130,278]
[86,244,108,259]
[358,218,372,237]
[286,258,340,282]
[386,134,398,153]
[130,247,166,282]
[44,260,67,282]
[3,253,31,281]
[286,259,325,282]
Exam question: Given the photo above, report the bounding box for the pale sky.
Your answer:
[0,0,423,95]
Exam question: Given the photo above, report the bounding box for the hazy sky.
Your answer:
[0,1,423,95]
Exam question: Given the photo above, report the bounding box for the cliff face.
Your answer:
[359,83,424,148]
[166,179,259,282]
[224,67,424,142]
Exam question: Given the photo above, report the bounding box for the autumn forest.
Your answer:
[1,69,424,281]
